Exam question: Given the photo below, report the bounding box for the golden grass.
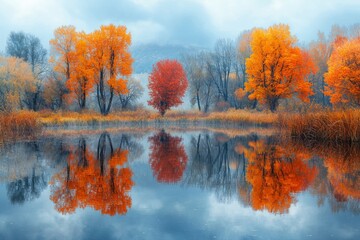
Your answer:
[3,108,360,144]
[0,110,42,142]
[280,109,360,142]
[38,109,278,126]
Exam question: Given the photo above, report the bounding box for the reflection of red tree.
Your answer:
[50,137,134,216]
[149,130,188,183]
[243,140,317,214]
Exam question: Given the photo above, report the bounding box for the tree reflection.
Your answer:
[7,167,47,204]
[50,133,134,216]
[148,130,188,183]
[184,133,249,201]
[290,140,360,214]
[3,142,50,204]
[239,140,318,214]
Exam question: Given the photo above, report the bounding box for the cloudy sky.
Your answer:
[0,0,359,50]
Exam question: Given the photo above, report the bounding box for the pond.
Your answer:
[0,128,359,240]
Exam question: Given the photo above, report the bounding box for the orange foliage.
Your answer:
[49,26,77,80]
[148,60,188,116]
[50,136,134,215]
[243,140,317,213]
[149,130,188,183]
[324,155,360,201]
[65,32,95,109]
[50,24,132,113]
[324,37,360,105]
[290,140,360,201]
[234,88,247,100]
[88,24,132,115]
[245,24,316,112]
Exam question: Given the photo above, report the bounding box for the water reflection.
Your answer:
[149,130,188,183]
[184,132,359,215]
[1,142,51,204]
[291,140,360,214]
[50,132,134,216]
[239,139,318,214]
[0,129,359,217]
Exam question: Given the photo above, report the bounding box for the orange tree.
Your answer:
[245,24,316,112]
[50,24,132,113]
[88,25,132,115]
[148,60,188,116]
[49,26,77,81]
[65,32,94,109]
[324,37,360,106]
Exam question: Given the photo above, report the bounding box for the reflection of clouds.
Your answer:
[1,132,360,239]
[132,188,163,214]
[207,192,359,240]
[0,188,85,240]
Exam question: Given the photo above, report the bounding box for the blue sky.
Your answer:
[0,0,359,50]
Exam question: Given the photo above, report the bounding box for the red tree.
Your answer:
[148,60,188,116]
[149,130,188,183]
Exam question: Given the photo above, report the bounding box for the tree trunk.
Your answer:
[268,98,279,112]
[196,90,201,111]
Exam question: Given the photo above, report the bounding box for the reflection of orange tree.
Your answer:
[149,130,188,183]
[325,157,360,201]
[50,134,134,216]
[290,140,360,203]
[240,140,317,214]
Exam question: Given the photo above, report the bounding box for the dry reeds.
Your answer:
[280,109,360,142]
[0,110,42,142]
[38,109,278,127]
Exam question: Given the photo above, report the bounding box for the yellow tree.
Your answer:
[324,37,360,106]
[49,26,77,81]
[65,32,94,109]
[0,56,36,112]
[245,24,316,112]
[88,24,133,115]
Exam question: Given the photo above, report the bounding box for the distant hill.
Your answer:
[131,44,206,74]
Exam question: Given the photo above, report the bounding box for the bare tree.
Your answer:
[184,52,216,112]
[118,77,144,110]
[6,32,47,111]
[208,39,235,103]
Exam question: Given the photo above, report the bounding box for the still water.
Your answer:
[0,128,359,240]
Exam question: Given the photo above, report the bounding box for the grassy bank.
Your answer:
[38,109,278,126]
[280,109,360,142]
[0,110,42,143]
[2,109,360,144]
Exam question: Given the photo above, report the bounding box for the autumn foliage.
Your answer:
[245,24,316,112]
[50,24,132,114]
[148,60,188,116]
[238,140,317,213]
[324,37,360,106]
[149,130,188,183]
[50,134,134,216]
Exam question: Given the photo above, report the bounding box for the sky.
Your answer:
[0,0,359,51]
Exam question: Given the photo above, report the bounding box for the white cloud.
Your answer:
[0,0,358,50]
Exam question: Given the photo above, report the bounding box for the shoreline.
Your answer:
[1,109,360,144]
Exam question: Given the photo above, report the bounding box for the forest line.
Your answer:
[0,23,359,142]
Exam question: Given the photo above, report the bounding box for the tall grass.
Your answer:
[280,109,360,142]
[38,109,278,126]
[0,110,42,142]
